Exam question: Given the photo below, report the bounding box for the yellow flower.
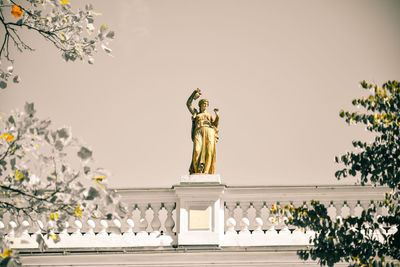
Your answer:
[270,204,277,212]
[1,249,13,258]
[60,0,70,5]
[14,170,23,180]
[93,176,105,182]
[75,204,82,217]
[351,255,359,261]
[93,176,105,190]
[50,233,57,240]
[50,213,59,220]
[11,5,22,18]
[0,133,14,142]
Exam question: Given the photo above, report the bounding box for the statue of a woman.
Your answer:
[186,88,219,174]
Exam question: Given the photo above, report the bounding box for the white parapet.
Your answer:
[5,184,390,251]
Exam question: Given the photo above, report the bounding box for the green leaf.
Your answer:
[8,115,15,124]
[0,81,7,89]
[10,158,16,170]
[24,102,36,117]
[77,146,92,160]
[106,31,115,39]
[13,75,21,83]
[84,166,90,174]
[86,187,100,200]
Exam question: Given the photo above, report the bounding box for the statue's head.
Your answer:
[199,99,209,112]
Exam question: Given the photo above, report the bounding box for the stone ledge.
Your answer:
[180,174,221,184]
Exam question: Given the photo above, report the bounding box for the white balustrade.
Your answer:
[2,184,394,251]
[221,185,393,247]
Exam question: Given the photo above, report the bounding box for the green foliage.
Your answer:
[0,0,115,89]
[289,81,400,267]
[336,81,400,190]
[0,103,127,263]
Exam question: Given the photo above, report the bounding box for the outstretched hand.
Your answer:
[193,88,201,100]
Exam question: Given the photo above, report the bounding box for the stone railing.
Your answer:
[3,175,395,250]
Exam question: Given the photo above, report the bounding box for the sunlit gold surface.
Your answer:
[186,89,219,174]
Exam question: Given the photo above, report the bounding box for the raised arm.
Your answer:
[186,88,201,116]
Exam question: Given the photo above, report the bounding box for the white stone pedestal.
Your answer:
[180,174,221,184]
[174,174,225,246]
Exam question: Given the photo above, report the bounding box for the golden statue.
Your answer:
[186,88,219,174]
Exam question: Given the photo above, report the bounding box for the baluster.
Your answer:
[253,201,264,232]
[159,204,174,246]
[138,203,148,233]
[240,201,250,222]
[327,201,336,220]
[260,202,269,230]
[85,220,95,236]
[98,220,108,236]
[131,204,140,232]
[21,220,30,239]
[225,202,236,219]
[238,201,249,232]
[354,201,363,217]
[248,203,258,230]
[346,200,356,217]
[254,217,263,233]
[164,202,175,236]
[340,201,350,218]
[239,218,250,234]
[276,201,285,229]
[267,202,278,227]
[72,220,82,236]
[112,219,122,235]
[232,202,241,231]
[226,218,236,234]
[150,203,162,233]
[60,221,69,238]
[124,219,134,236]
[224,202,236,232]
[110,219,122,246]
[334,201,343,218]
[8,221,17,238]
[253,201,264,219]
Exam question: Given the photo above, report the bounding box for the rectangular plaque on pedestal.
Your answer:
[180,174,221,184]
[189,207,211,230]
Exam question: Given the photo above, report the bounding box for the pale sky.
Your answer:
[1,0,400,188]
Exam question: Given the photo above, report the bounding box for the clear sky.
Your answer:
[1,0,400,188]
